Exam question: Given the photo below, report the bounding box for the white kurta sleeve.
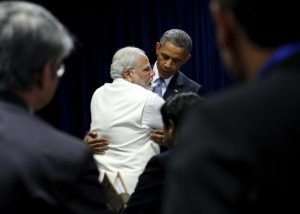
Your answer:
[142,93,165,129]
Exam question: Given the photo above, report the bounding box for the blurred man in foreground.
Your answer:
[0,1,109,213]
[164,0,300,213]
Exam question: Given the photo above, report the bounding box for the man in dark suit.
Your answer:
[122,93,203,214]
[150,29,202,145]
[152,29,202,100]
[163,0,300,213]
[0,2,109,213]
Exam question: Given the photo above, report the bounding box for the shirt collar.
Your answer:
[152,61,173,86]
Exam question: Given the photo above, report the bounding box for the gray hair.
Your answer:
[160,29,192,53]
[110,46,147,79]
[0,1,74,91]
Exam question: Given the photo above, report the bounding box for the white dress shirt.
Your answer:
[90,78,164,194]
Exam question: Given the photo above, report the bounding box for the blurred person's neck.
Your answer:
[239,39,274,82]
[228,25,274,83]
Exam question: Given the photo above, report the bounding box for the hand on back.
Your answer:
[84,131,109,155]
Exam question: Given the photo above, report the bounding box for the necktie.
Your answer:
[152,78,165,97]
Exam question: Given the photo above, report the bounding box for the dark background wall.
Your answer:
[30,0,232,139]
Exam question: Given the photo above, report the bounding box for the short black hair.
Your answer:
[160,92,204,131]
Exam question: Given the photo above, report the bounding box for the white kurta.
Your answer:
[90,78,164,194]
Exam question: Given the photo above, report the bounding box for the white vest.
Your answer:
[90,78,162,194]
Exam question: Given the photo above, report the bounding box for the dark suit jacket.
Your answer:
[164,52,300,213]
[163,71,202,100]
[122,151,171,214]
[160,71,202,152]
[0,93,109,214]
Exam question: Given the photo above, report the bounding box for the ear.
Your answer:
[155,42,161,55]
[210,0,236,49]
[122,70,133,82]
[166,119,175,147]
[36,60,55,90]
[183,54,191,64]
[23,60,58,111]
[167,119,175,137]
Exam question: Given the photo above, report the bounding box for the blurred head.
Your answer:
[156,29,192,79]
[214,0,300,48]
[160,92,204,148]
[0,1,73,92]
[110,46,154,89]
[210,0,300,82]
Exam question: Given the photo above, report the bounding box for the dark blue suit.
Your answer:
[0,92,109,213]
[163,71,202,100]
[160,70,202,152]
[122,151,171,214]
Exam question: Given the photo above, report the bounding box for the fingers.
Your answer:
[83,131,109,154]
[88,131,98,138]
[150,131,164,145]
[89,142,109,155]
[152,129,164,135]
[84,131,106,145]
[86,137,108,145]
[84,135,91,144]
[84,131,97,143]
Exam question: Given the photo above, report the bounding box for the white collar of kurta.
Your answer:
[152,61,173,87]
[114,77,147,90]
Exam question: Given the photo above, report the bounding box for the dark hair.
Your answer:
[217,0,300,48]
[160,29,192,54]
[160,92,204,131]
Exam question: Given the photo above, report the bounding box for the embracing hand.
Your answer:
[84,131,109,155]
[150,129,165,145]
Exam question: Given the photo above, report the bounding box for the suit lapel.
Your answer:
[163,72,184,99]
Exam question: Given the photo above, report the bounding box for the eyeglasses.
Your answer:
[56,64,65,78]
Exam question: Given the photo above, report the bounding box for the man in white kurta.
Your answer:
[90,47,164,194]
